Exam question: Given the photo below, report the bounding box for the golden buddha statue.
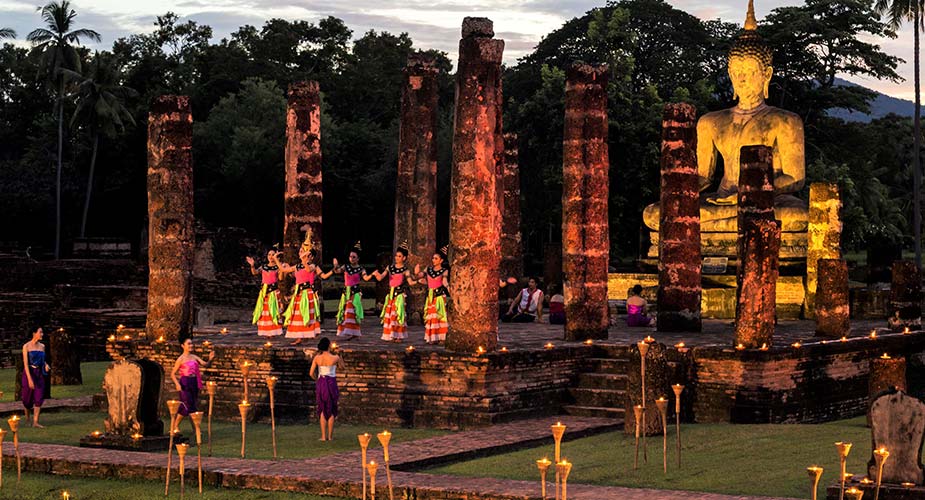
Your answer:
[643,0,808,236]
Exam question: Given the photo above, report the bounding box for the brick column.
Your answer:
[815,258,849,337]
[734,145,778,348]
[147,95,194,341]
[806,183,842,318]
[395,54,439,324]
[446,17,505,352]
[500,133,523,280]
[562,62,610,341]
[656,103,701,332]
[283,81,323,265]
[890,260,922,331]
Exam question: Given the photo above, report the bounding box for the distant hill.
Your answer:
[828,78,917,122]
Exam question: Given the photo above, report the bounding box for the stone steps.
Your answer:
[577,372,628,390]
[569,387,627,407]
[562,404,626,419]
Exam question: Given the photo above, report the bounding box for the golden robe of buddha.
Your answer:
[643,0,808,234]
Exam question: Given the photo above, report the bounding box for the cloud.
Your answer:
[0,0,918,98]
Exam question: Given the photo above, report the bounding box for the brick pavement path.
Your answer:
[0,395,96,418]
[0,415,799,500]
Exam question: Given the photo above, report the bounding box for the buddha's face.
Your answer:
[728,55,772,105]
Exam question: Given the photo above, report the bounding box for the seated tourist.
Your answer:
[503,277,544,323]
[548,285,565,325]
[626,284,653,327]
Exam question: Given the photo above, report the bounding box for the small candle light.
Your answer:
[108,334,116,341]
[220,327,228,334]
[735,343,745,351]
[62,492,70,500]
[792,341,802,348]
[860,477,874,485]
[131,432,142,440]
[202,341,212,348]
[122,334,131,340]
[264,341,272,348]
[843,472,854,480]
[845,487,863,500]
[500,346,509,352]
[476,346,486,355]
[117,324,125,331]
[156,335,165,343]
[840,336,848,342]
[759,343,769,351]
[870,330,878,339]
[881,353,891,359]
[544,342,554,350]
[331,342,338,351]
[644,335,655,344]
[584,339,594,345]
[406,345,415,352]
[902,482,915,488]
[904,326,911,334]
[91,430,101,437]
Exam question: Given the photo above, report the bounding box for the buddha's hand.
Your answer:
[706,193,738,206]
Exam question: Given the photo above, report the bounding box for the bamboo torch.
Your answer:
[190,411,203,494]
[266,376,278,458]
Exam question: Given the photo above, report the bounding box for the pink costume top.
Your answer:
[344,265,362,287]
[261,265,279,285]
[388,266,405,288]
[426,269,444,289]
[627,303,645,316]
[179,359,203,389]
[295,265,316,286]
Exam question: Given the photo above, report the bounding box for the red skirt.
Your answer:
[286,289,321,339]
[381,295,407,341]
[424,296,447,343]
[258,292,283,337]
[337,300,361,337]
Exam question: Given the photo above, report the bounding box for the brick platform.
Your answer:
[2,416,799,500]
[102,319,925,429]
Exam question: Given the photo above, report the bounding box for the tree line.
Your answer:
[0,0,918,268]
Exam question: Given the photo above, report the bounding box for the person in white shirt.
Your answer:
[503,277,544,323]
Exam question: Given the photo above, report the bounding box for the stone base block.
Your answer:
[79,432,181,452]
[648,231,807,259]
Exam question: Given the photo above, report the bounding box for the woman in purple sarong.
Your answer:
[626,284,654,327]
[310,337,344,441]
[170,338,215,433]
[22,327,50,427]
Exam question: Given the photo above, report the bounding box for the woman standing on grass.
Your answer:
[310,337,344,441]
[170,338,215,432]
[22,327,50,428]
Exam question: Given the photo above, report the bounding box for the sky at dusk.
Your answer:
[0,0,918,100]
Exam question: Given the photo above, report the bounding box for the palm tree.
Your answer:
[27,0,100,259]
[876,0,925,269]
[0,28,16,39]
[62,52,136,238]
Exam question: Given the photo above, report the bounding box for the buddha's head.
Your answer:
[728,0,773,106]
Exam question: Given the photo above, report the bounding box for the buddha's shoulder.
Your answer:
[698,106,802,125]
[762,105,803,124]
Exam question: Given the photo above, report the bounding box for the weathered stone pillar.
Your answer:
[395,54,439,325]
[446,17,504,352]
[656,103,701,332]
[815,258,849,337]
[806,183,842,318]
[283,81,323,265]
[735,145,778,348]
[891,260,922,331]
[734,218,780,348]
[147,95,194,341]
[49,327,81,385]
[562,62,610,341]
[500,133,523,280]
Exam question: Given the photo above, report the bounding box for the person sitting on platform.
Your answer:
[503,277,544,323]
[310,337,344,442]
[626,284,654,327]
[22,327,50,428]
[548,284,566,325]
[170,337,215,434]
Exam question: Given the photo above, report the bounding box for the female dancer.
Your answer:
[414,246,450,344]
[246,246,291,337]
[170,338,215,432]
[22,327,50,427]
[284,231,324,345]
[310,337,344,441]
[626,284,654,327]
[365,242,417,342]
[332,241,366,338]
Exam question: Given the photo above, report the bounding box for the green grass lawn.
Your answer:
[0,361,108,402]
[0,471,350,499]
[16,411,445,461]
[427,417,874,499]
